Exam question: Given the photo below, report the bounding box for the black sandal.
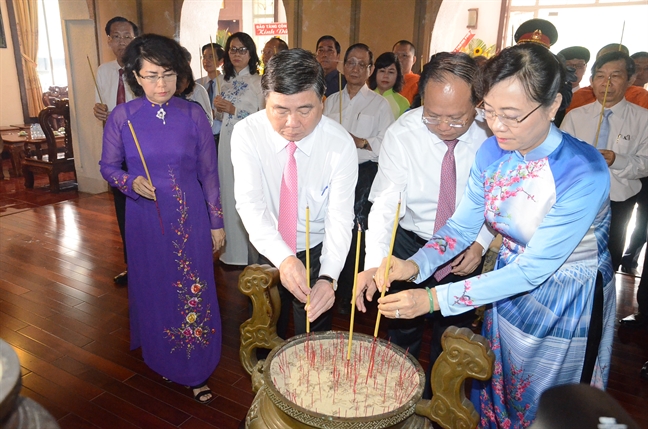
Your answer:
[191,383,214,404]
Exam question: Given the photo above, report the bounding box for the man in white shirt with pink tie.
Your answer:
[231,49,358,337]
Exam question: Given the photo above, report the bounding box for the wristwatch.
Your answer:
[317,275,338,291]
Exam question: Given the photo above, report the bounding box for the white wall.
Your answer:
[179,0,221,81]
[0,0,25,126]
[59,0,108,194]
[429,0,502,56]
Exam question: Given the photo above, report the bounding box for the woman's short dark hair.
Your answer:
[262,49,325,99]
[479,43,572,111]
[179,47,196,96]
[223,32,259,81]
[123,34,193,98]
[368,52,404,93]
[419,52,478,104]
[591,51,636,80]
[344,43,373,67]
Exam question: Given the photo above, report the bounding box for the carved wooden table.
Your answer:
[0,133,46,178]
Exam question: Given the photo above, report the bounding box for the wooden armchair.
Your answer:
[22,99,77,192]
[42,86,69,130]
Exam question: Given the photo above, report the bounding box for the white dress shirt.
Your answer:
[365,107,493,268]
[95,60,135,112]
[186,83,214,126]
[231,111,358,280]
[195,76,211,87]
[196,76,222,135]
[561,99,648,201]
[323,84,395,163]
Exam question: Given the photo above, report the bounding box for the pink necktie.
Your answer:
[117,69,126,105]
[278,142,298,253]
[433,139,458,281]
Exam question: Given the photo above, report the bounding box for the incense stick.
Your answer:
[210,35,221,95]
[619,22,625,48]
[199,46,203,81]
[374,198,401,337]
[127,120,165,234]
[339,72,343,124]
[347,222,362,360]
[306,205,311,333]
[87,55,103,105]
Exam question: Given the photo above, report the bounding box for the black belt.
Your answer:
[398,225,429,247]
[296,242,323,260]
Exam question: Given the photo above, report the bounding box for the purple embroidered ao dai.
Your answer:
[100,97,224,386]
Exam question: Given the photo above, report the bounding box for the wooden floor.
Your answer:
[1,171,647,429]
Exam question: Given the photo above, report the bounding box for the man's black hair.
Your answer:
[316,35,341,55]
[105,16,139,37]
[262,48,326,99]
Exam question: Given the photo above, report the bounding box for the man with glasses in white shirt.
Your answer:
[561,51,648,276]
[94,17,138,121]
[323,43,395,313]
[355,52,492,398]
[93,16,138,285]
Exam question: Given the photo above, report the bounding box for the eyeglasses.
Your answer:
[229,46,249,55]
[421,115,468,128]
[344,61,370,70]
[137,72,178,83]
[477,103,543,128]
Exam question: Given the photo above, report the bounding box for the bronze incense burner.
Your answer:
[238,265,495,429]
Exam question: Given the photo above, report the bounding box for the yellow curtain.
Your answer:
[13,0,45,117]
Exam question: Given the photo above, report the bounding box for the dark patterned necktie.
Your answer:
[207,79,214,103]
[117,68,126,105]
[433,139,458,281]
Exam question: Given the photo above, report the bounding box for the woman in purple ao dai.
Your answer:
[100,34,225,404]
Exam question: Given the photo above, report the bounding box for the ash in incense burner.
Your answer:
[238,264,495,429]
[267,332,424,424]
